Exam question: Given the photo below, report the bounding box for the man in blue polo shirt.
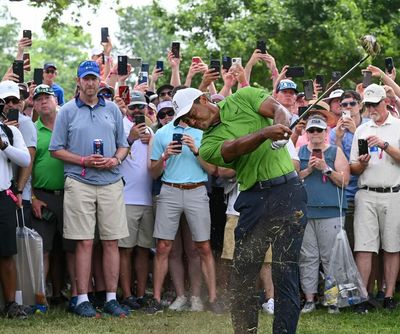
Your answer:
[49,60,129,318]
[43,63,65,106]
[145,115,222,314]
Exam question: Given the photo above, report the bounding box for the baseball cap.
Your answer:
[157,84,174,96]
[157,100,174,113]
[306,117,327,131]
[44,63,57,70]
[362,84,386,104]
[323,89,344,103]
[277,79,298,93]
[128,91,147,107]
[91,46,103,56]
[172,88,203,126]
[0,80,20,100]
[77,60,100,78]
[33,84,55,99]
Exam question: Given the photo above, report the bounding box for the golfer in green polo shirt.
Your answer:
[172,85,307,334]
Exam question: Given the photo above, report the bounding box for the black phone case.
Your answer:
[358,139,369,155]
[385,57,394,74]
[171,42,180,58]
[23,30,32,46]
[118,56,128,75]
[315,74,324,90]
[7,109,19,122]
[222,56,232,70]
[135,115,145,124]
[141,63,150,73]
[286,66,304,77]
[33,68,43,85]
[257,40,266,54]
[362,71,372,88]
[156,61,164,72]
[101,27,109,43]
[210,60,221,73]
[13,60,24,83]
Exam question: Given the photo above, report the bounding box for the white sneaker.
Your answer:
[169,295,188,311]
[301,301,316,314]
[262,298,274,315]
[190,296,204,312]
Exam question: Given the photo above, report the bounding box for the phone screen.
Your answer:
[13,60,24,83]
[156,60,164,72]
[362,71,372,88]
[138,71,148,85]
[172,133,183,151]
[385,57,394,74]
[101,27,109,43]
[315,74,324,91]
[358,139,369,155]
[303,80,314,100]
[117,56,128,75]
[171,42,180,58]
[23,30,32,46]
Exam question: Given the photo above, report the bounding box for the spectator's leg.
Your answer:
[383,251,399,297]
[135,246,150,298]
[169,226,185,297]
[75,239,94,294]
[119,247,134,299]
[101,240,120,293]
[153,239,173,301]
[0,256,17,302]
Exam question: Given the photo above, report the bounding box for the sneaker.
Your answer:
[375,291,385,303]
[190,296,204,312]
[67,296,78,313]
[301,301,316,314]
[137,294,151,308]
[103,299,129,317]
[328,305,340,314]
[262,298,274,315]
[169,295,188,311]
[121,296,141,310]
[207,300,225,315]
[74,301,99,318]
[144,298,163,315]
[383,297,397,310]
[3,302,28,319]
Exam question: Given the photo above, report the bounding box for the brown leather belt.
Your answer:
[163,182,206,190]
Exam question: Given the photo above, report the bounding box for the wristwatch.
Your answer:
[382,142,389,151]
[322,166,333,176]
[0,142,8,151]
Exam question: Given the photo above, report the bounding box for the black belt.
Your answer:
[361,185,400,193]
[250,171,298,191]
[34,188,64,196]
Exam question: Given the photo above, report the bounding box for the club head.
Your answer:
[360,35,380,58]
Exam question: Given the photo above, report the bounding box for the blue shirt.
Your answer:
[49,96,128,186]
[51,83,65,106]
[150,122,208,183]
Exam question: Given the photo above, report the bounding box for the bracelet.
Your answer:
[80,156,86,177]
[161,152,168,161]
[240,82,250,88]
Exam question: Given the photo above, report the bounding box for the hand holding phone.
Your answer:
[156,60,164,72]
[117,56,128,76]
[311,148,322,159]
[12,60,24,83]
[222,56,232,70]
[172,133,183,152]
[134,114,145,125]
[171,42,180,58]
[286,66,305,78]
[358,139,369,156]
[210,60,221,74]
[23,30,32,46]
[101,27,109,43]
[315,74,324,91]
[362,70,372,88]
[256,40,266,54]
[385,57,394,74]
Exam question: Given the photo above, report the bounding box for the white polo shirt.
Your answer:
[350,112,400,188]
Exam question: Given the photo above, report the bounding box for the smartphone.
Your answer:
[134,114,145,125]
[210,59,221,74]
[192,57,201,64]
[23,30,32,46]
[342,109,351,119]
[358,139,369,155]
[33,68,43,85]
[385,57,394,74]
[303,80,314,100]
[7,109,19,122]
[362,70,372,88]
[118,86,130,105]
[101,53,105,65]
[222,56,232,70]
[286,66,305,78]
[13,60,24,83]
[172,133,183,152]
[41,207,56,222]
[315,74,324,91]
[117,55,128,76]
[331,71,341,82]
[232,57,242,66]
[156,60,164,72]
[128,57,142,68]
[101,27,109,43]
[141,63,150,73]
[311,148,322,159]
[138,71,148,85]
[23,53,30,71]
[171,42,180,58]
[298,106,308,118]
[256,40,266,54]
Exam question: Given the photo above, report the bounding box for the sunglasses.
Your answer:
[158,109,175,120]
[99,92,113,99]
[159,91,172,97]
[340,101,358,108]
[5,97,20,104]
[364,100,382,108]
[307,127,324,133]
[128,104,146,111]
[45,69,56,74]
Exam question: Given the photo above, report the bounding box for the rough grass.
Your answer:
[1,306,400,334]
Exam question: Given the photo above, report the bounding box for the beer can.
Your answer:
[93,139,104,155]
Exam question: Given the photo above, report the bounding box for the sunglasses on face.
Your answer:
[159,91,172,97]
[5,97,20,105]
[364,100,382,108]
[340,101,358,108]
[128,104,146,111]
[307,127,324,133]
[45,69,56,74]
[158,109,175,120]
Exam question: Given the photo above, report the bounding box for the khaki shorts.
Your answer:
[221,214,272,262]
[354,189,400,253]
[119,205,155,249]
[63,177,129,240]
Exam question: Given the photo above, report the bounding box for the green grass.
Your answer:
[1,307,400,334]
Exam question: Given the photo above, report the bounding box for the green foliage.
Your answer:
[0,6,20,76]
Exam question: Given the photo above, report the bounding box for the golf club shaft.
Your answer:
[289,54,370,130]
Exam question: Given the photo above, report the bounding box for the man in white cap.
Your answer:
[172,86,307,334]
[350,84,400,313]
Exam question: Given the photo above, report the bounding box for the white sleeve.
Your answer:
[287,139,299,161]
[3,127,30,167]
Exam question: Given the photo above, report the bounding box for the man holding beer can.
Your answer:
[49,60,129,318]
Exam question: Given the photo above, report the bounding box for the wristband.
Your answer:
[80,156,86,177]
[240,82,250,88]
[113,156,122,165]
